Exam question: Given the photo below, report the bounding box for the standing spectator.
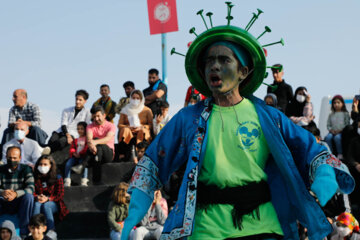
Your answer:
[2,122,42,167]
[184,86,206,107]
[118,90,153,160]
[64,122,89,187]
[1,89,48,146]
[132,190,168,240]
[46,90,91,154]
[267,64,293,113]
[0,146,34,238]
[33,155,68,237]
[107,182,129,240]
[342,96,360,159]
[153,102,171,136]
[92,84,117,123]
[143,69,167,116]
[71,106,116,184]
[0,220,21,240]
[324,95,350,159]
[115,81,135,114]
[286,86,315,127]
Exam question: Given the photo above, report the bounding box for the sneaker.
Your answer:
[71,164,84,174]
[42,146,51,155]
[64,178,71,187]
[338,153,344,160]
[46,229,57,240]
[81,178,89,186]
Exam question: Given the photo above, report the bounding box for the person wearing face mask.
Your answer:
[285,86,315,127]
[33,155,68,238]
[0,146,34,238]
[330,212,360,240]
[1,122,42,168]
[117,90,153,161]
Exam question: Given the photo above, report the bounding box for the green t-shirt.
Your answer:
[189,98,283,240]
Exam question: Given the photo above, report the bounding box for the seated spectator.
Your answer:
[24,214,51,240]
[71,106,116,184]
[118,90,153,160]
[133,141,149,165]
[286,86,314,127]
[0,146,34,238]
[143,68,167,116]
[153,101,171,136]
[132,190,168,240]
[264,93,283,111]
[46,90,91,154]
[184,86,206,107]
[92,84,116,123]
[33,155,68,237]
[324,95,350,159]
[64,122,88,187]
[0,220,21,240]
[342,96,360,159]
[115,81,135,114]
[107,182,129,240]
[1,89,48,146]
[1,122,42,168]
[329,212,360,240]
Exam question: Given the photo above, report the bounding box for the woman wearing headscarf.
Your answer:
[286,86,314,127]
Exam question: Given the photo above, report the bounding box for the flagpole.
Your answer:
[161,33,167,84]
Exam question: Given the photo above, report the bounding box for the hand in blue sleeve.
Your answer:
[310,164,338,207]
[121,189,153,240]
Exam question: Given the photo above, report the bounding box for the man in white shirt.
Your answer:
[1,122,42,167]
[45,90,91,153]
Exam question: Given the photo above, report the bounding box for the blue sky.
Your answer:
[0,0,359,136]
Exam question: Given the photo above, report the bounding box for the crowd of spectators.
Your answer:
[0,64,360,240]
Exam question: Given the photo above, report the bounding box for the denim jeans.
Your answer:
[110,230,121,240]
[325,133,342,154]
[65,157,88,178]
[33,201,58,230]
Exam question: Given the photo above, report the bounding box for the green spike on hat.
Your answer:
[172,2,284,97]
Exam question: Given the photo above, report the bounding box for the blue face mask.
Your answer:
[14,130,26,140]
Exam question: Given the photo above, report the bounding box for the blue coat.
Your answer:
[129,96,354,240]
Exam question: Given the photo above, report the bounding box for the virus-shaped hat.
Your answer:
[337,212,360,232]
[171,2,284,97]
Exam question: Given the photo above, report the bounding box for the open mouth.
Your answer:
[210,75,222,87]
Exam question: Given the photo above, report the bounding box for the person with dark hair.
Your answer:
[92,84,117,123]
[153,101,171,136]
[1,89,48,147]
[45,89,91,154]
[143,69,167,116]
[25,214,51,240]
[0,146,34,238]
[324,95,350,159]
[71,106,116,184]
[33,155,68,237]
[133,141,149,164]
[266,64,293,113]
[286,86,315,127]
[0,219,21,240]
[342,96,360,160]
[263,93,283,112]
[184,86,206,107]
[115,81,136,114]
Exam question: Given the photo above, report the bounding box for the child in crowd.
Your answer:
[0,220,21,240]
[153,101,171,136]
[325,95,350,159]
[330,212,360,240]
[133,141,149,164]
[33,155,68,238]
[107,182,130,240]
[64,122,88,187]
[25,214,51,240]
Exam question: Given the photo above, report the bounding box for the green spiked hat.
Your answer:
[171,3,284,97]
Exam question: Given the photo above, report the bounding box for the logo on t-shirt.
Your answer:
[236,121,261,152]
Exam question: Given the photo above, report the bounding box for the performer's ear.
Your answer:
[239,66,249,81]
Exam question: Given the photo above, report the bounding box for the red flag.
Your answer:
[147,0,179,35]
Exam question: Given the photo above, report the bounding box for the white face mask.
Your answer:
[130,98,140,107]
[14,130,26,140]
[337,226,351,237]
[296,94,306,103]
[358,128,360,135]
[37,166,50,175]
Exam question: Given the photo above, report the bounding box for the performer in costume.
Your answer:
[121,3,355,240]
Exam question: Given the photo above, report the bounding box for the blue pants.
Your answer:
[110,230,121,240]
[325,133,342,154]
[0,193,34,235]
[65,157,88,178]
[33,201,58,230]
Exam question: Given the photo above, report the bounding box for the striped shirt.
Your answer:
[0,164,35,197]
[8,102,41,127]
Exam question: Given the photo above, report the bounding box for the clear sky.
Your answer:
[0,0,359,137]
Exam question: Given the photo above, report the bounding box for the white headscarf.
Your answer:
[120,90,145,127]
